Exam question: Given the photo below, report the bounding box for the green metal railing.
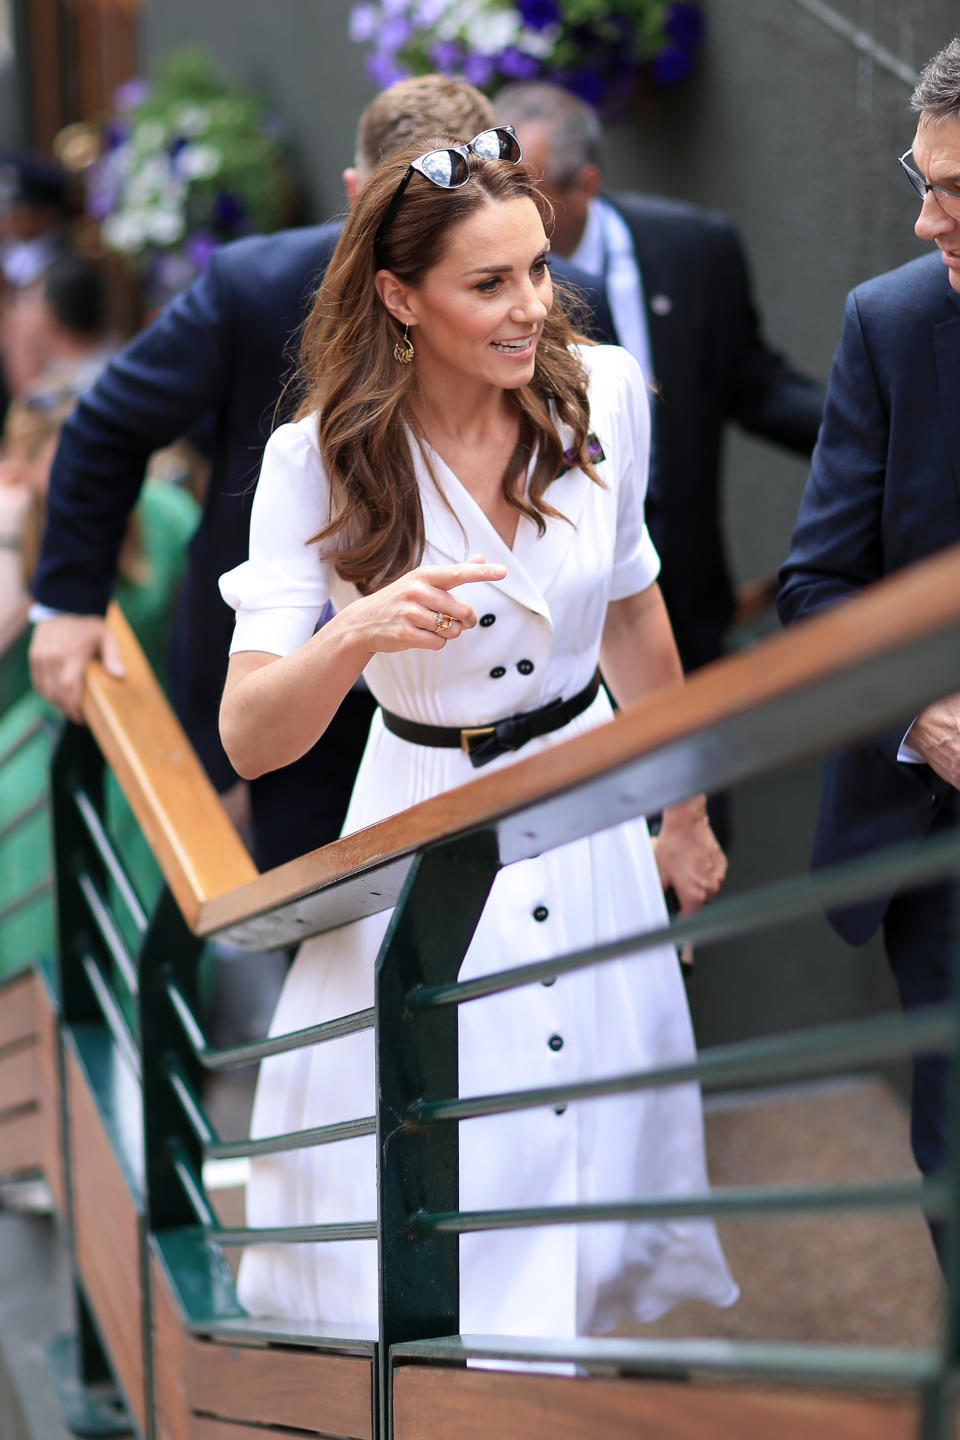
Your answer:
[15,572,960,1440]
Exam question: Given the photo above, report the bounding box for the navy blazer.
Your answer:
[33,223,614,868]
[778,252,960,943]
[608,192,825,671]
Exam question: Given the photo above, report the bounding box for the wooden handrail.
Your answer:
[81,545,960,949]
[82,604,257,929]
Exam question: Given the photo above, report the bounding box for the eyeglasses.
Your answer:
[374,126,523,255]
[899,149,960,220]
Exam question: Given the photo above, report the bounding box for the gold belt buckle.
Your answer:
[460,724,496,755]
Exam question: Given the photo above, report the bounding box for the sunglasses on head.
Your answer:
[374,125,523,255]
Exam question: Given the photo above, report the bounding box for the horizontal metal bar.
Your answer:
[81,953,141,1082]
[0,878,49,927]
[0,715,46,771]
[165,976,374,1070]
[207,1221,378,1246]
[392,1333,940,1389]
[71,783,148,939]
[166,1052,374,1161]
[169,1139,219,1229]
[0,793,46,848]
[414,1177,950,1236]
[410,825,960,1011]
[74,866,139,997]
[210,1115,377,1161]
[409,1007,955,1126]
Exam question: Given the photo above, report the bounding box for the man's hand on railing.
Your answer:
[651,794,727,914]
[29,613,125,723]
[903,692,960,791]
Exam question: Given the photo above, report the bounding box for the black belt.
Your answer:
[381,670,601,770]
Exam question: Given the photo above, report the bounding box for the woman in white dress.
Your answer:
[218,127,738,1338]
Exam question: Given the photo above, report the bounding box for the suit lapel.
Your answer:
[605,193,675,383]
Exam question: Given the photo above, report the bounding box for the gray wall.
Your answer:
[139,0,959,1052]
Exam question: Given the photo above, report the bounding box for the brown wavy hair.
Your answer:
[296,138,601,595]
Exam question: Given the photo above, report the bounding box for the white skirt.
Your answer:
[237,700,738,1336]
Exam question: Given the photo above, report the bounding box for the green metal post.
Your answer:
[376,832,499,1440]
[48,724,135,1433]
[138,885,206,1231]
[50,724,108,1028]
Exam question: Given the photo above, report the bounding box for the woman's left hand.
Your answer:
[652,795,727,914]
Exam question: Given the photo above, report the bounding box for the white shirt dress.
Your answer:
[220,344,738,1338]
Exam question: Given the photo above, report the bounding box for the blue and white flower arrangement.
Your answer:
[349,0,704,113]
[83,50,292,303]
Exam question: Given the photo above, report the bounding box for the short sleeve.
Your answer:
[219,417,334,656]
[593,347,660,601]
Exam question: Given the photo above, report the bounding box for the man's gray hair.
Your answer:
[911,35,960,120]
[495,82,603,187]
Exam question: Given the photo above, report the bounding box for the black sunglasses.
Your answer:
[374,125,523,255]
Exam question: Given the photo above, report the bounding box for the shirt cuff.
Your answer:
[28,602,64,623]
[897,720,924,764]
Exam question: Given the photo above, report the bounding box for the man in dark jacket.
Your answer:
[779,36,960,1218]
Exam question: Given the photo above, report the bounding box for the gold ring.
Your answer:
[435,612,453,634]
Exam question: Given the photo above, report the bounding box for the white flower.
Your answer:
[145,208,186,244]
[515,23,561,57]
[434,0,480,40]
[413,0,450,22]
[176,143,222,180]
[130,119,167,153]
[102,211,148,254]
[349,3,380,41]
[465,9,521,52]
[126,154,175,205]
[171,102,212,137]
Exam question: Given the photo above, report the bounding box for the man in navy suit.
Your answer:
[28,76,613,872]
[779,35,960,1209]
[497,82,825,680]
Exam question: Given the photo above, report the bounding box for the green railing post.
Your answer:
[376,831,499,1440]
[48,722,134,1433]
[138,885,206,1232]
[50,723,108,1028]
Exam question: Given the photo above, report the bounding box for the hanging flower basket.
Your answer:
[348,0,705,115]
[80,49,295,305]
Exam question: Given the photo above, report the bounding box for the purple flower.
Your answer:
[564,65,607,106]
[366,50,412,87]
[113,77,151,113]
[187,230,219,272]
[652,44,694,86]
[518,0,561,29]
[213,189,246,232]
[380,15,413,48]
[665,2,704,46]
[104,120,130,151]
[463,52,496,86]
[498,47,541,80]
[429,39,464,74]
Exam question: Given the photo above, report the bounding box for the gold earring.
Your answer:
[393,324,415,364]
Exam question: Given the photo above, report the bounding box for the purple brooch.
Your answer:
[557,433,605,478]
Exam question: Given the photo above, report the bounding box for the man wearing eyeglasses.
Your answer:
[779,35,960,1251]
